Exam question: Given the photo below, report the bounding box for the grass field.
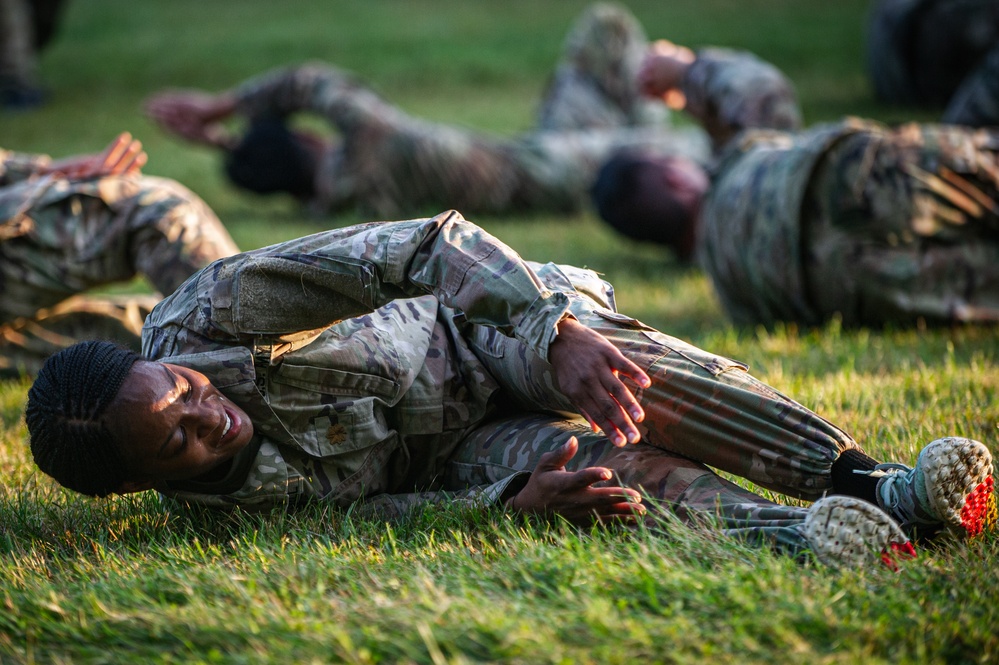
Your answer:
[2,1,998,663]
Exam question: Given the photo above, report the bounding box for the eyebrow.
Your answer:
[157,365,179,458]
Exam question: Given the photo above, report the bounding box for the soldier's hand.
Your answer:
[94,132,147,176]
[549,317,650,447]
[638,39,695,106]
[42,132,147,179]
[145,90,237,147]
[506,437,645,525]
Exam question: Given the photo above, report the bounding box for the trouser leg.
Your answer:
[449,412,812,556]
[535,3,666,130]
[943,44,999,128]
[469,300,860,502]
[0,294,158,377]
[0,0,36,87]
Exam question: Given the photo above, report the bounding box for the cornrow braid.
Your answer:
[26,340,140,497]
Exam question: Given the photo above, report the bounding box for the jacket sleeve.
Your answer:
[157,210,573,362]
[0,148,51,187]
[229,62,387,130]
[680,48,802,149]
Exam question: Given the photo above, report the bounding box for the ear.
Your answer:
[116,479,156,494]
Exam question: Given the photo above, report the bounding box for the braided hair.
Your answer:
[26,340,140,497]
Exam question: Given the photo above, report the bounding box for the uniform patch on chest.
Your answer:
[326,422,348,446]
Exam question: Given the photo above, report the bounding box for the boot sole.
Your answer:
[920,438,996,538]
[804,496,914,569]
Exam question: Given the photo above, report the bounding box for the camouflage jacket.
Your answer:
[1,147,239,322]
[142,210,617,511]
[231,63,708,219]
[698,119,999,326]
[698,121,859,325]
[680,47,802,151]
[0,148,51,187]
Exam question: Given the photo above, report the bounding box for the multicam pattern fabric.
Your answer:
[230,5,708,219]
[535,2,667,131]
[680,47,802,150]
[867,0,999,121]
[698,120,999,327]
[145,212,864,557]
[0,149,239,374]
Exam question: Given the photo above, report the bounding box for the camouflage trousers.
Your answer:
[447,300,861,557]
[0,293,159,376]
[0,174,239,376]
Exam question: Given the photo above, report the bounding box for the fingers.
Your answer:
[121,146,148,175]
[98,132,131,165]
[100,134,132,172]
[585,362,648,447]
[535,436,579,472]
[577,486,647,523]
[102,136,146,176]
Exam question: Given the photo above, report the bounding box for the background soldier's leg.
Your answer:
[0,294,158,377]
[943,45,999,129]
[0,0,43,108]
[535,3,666,131]
[448,413,813,557]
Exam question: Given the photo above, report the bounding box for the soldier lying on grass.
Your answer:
[143,4,711,220]
[0,132,239,376]
[592,39,999,329]
[26,213,997,569]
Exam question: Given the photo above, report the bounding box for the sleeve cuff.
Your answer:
[513,291,572,362]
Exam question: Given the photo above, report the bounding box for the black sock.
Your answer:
[830,448,881,505]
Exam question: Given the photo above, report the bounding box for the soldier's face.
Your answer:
[109,361,255,491]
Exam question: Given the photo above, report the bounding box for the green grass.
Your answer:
[3,0,998,662]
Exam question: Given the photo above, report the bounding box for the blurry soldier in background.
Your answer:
[0,0,68,109]
[867,0,999,127]
[144,4,709,220]
[592,39,999,328]
[0,133,240,376]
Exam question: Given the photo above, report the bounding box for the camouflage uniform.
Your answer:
[144,212,865,557]
[867,0,999,126]
[229,4,708,219]
[698,120,999,327]
[678,47,802,150]
[0,147,240,375]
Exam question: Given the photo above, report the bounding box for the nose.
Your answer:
[180,387,223,443]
